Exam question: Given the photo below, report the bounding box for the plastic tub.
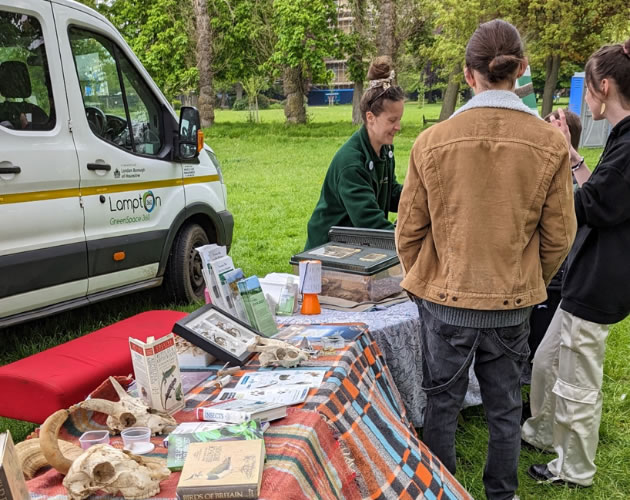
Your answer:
[79,430,110,450]
[121,426,153,454]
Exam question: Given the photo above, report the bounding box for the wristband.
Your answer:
[571,157,584,172]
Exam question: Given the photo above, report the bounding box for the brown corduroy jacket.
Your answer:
[395,105,577,311]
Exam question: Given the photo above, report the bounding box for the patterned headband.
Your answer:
[367,70,396,91]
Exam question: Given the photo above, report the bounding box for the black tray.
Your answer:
[290,242,399,276]
[172,304,261,365]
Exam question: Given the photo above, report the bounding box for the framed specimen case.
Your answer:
[172,304,261,365]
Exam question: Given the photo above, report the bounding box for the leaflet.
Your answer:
[236,369,325,390]
[216,384,310,405]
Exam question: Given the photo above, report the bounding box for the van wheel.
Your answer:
[164,223,209,303]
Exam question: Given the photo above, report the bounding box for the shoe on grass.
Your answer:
[527,464,590,488]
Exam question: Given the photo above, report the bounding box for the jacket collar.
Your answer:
[610,114,630,139]
[359,125,394,167]
[451,90,540,119]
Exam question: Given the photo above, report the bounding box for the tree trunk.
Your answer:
[349,0,366,126]
[352,81,364,125]
[439,66,461,122]
[283,67,306,124]
[542,54,560,118]
[377,0,396,60]
[235,82,243,101]
[193,0,214,127]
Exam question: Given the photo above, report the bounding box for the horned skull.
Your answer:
[63,445,170,500]
[249,337,310,368]
[100,376,177,435]
[34,385,172,500]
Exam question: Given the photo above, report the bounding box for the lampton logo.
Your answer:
[109,190,162,214]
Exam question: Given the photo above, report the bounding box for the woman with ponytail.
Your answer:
[523,38,630,488]
[304,56,404,250]
[396,20,576,500]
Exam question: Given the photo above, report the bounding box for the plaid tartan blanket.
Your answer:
[26,330,470,499]
[27,405,359,500]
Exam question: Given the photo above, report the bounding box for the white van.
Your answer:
[0,0,233,327]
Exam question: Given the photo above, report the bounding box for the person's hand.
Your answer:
[548,108,571,146]
[549,108,580,163]
[19,112,29,129]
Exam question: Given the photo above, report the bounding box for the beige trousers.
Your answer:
[521,307,609,486]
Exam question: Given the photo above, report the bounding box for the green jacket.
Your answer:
[305,125,402,250]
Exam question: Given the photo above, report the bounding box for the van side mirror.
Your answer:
[177,106,201,160]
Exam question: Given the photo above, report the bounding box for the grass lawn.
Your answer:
[2,101,626,500]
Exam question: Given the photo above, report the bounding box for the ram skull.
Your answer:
[39,403,170,500]
[64,445,169,500]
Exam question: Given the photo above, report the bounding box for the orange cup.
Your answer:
[301,293,321,315]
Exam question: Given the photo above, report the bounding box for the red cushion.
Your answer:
[0,310,186,424]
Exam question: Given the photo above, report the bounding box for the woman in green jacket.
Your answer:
[304,57,405,250]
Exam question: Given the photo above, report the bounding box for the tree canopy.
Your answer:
[77,0,630,124]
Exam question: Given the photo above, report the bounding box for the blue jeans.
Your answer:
[417,300,530,500]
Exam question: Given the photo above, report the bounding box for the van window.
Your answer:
[68,28,163,156]
[0,11,56,131]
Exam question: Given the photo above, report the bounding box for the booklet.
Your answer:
[166,420,266,471]
[195,399,287,424]
[235,369,326,390]
[129,333,184,413]
[176,440,265,500]
[216,384,310,406]
[274,322,368,342]
[196,244,227,309]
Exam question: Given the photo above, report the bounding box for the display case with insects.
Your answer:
[173,304,262,365]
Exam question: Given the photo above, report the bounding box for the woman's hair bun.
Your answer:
[367,56,393,81]
[488,54,521,82]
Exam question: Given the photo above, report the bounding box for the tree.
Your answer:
[192,0,215,127]
[395,0,435,105]
[345,0,371,125]
[511,0,630,116]
[419,0,494,120]
[241,75,269,122]
[269,0,341,124]
[210,0,275,95]
[98,0,197,100]
[377,0,397,61]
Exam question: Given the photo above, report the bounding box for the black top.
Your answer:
[561,115,630,324]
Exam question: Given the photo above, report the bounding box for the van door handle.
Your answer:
[87,163,111,171]
[0,166,21,174]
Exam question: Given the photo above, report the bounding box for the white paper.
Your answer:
[235,369,325,390]
[217,384,310,405]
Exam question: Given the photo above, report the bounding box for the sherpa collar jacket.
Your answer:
[396,90,577,311]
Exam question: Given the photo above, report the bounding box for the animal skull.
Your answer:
[101,376,177,435]
[249,337,310,368]
[63,445,170,500]
[16,438,84,480]
[39,401,170,500]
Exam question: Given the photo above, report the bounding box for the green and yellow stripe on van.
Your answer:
[0,175,220,205]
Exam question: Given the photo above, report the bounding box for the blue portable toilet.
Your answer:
[568,73,584,116]
[568,71,610,147]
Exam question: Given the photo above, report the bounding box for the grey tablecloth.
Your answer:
[279,300,482,427]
